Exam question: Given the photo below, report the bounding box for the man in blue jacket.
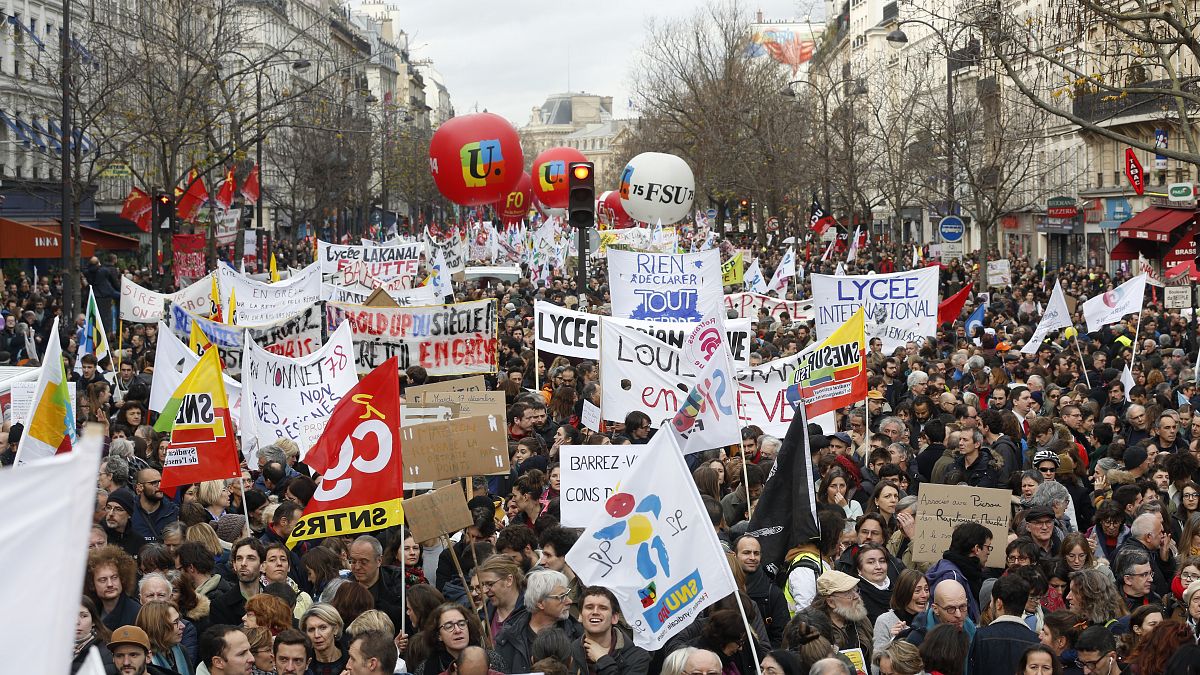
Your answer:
[971,574,1039,675]
[132,466,179,545]
[902,579,976,649]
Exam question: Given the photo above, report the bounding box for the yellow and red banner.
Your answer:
[288,357,403,546]
[787,307,867,418]
[155,348,241,489]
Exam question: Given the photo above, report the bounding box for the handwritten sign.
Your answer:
[326,299,499,375]
[912,484,1009,568]
[403,482,473,544]
[406,376,487,398]
[409,389,505,420]
[559,444,645,527]
[401,414,509,482]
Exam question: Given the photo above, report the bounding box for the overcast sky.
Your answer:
[354,0,821,126]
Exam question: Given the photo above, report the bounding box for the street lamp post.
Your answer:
[781,77,868,229]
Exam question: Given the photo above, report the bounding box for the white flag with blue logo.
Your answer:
[744,259,768,294]
[966,302,987,343]
[565,427,737,650]
[669,307,741,455]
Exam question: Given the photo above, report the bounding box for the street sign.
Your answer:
[938,215,965,243]
[940,242,964,260]
[1125,148,1145,195]
[1165,286,1191,309]
[707,208,717,219]
[1168,183,1195,202]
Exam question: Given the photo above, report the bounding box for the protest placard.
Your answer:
[9,380,76,426]
[403,482,474,543]
[987,259,1012,288]
[606,249,723,322]
[400,414,509,482]
[599,317,701,426]
[318,240,423,281]
[407,375,487,398]
[811,267,939,352]
[424,231,468,274]
[581,400,601,432]
[408,389,505,419]
[120,277,170,322]
[558,444,645,527]
[723,293,814,323]
[326,299,498,375]
[912,484,1009,568]
[217,262,322,325]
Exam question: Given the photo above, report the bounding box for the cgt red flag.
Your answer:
[176,171,209,221]
[288,357,403,546]
[215,167,236,210]
[809,194,836,235]
[120,187,153,233]
[938,284,974,325]
[240,165,260,204]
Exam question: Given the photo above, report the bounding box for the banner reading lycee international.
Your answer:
[811,267,939,352]
[607,249,723,322]
[326,299,498,375]
[288,357,404,546]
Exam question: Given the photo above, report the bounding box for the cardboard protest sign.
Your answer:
[318,240,424,281]
[606,249,723,322]
[217,262,321,325]
[326,299,498,375]
[559,444,645,527]
[400,414,509,482]
[408,389,505,419]
[986,259,1012,287]
[407,375,487,397]
[120,277,170,322]
[723,292,814,323]
[811,267,939,352]
[403,482,473,543]
[912,484,1009,568]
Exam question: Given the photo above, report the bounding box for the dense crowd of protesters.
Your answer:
[3,229,1200,675]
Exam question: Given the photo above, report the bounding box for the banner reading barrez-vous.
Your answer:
[326,299,498,375]
[810,267,939,353]
[607,249,723,322]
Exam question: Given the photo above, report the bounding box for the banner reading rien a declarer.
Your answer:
[288,356,404,546]
[787,307,868,418]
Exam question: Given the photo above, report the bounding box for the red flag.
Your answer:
[176,171,209,221]
[215,167,236,210]
[120,187,153,233]
[287,357,404,546]
[938,284,974,325]
[156,348,241,489]
[240,164,260,204]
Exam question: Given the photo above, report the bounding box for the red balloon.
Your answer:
[496,171,533,225]
[598,190,633,228]
[428,112,523,207]
[531,147,589,209]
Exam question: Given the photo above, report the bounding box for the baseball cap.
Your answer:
[109,625,150,652]
[816,570,860,596]
[866,390,884,400]
[830,432,852,446]
[1032,450,1060,468]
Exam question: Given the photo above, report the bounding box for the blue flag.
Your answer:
[965,303,986,340]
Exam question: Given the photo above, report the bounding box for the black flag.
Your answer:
[810,194,836,235]
[746,403,821,578]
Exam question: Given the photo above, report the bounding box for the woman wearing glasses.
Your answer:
[134,600,191,675]
[410,603,506,675]
[1172,483,1200,538]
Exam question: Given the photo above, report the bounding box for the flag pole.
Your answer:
[399,522,406,635]
[116,319,123,371]
[1130,310,1142,374]
[733,585,763,675]
[237,474,250,539]
[1073,332,1091,389]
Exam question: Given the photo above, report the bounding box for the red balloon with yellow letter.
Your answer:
[531,147,588,209]
[428,112,523,206]
[497,171,533,225]
[598,190,634,228]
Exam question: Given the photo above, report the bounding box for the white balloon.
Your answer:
[618,152,695,225]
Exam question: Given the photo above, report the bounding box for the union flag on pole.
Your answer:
[810,194,836,235]
[288,357,403,546]
[215,167,236,210]
[176,170,209,222]
[154,348,241,489]
[240,164,260,204]
[120,187,153,233]
[786,306,867,418]
[14,318,75,464]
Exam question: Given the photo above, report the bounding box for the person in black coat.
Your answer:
[494,570,583,674]
[567,587,650,675]
[734,535,790,647]
[971,575,1039,675]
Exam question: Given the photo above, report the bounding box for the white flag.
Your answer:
[1121,365,1136,402]
[565,428,737,650]
[669,307,741,454]
[912,245,919,269]
[1021,280,1073,354]
[0,436,100,674]
[14,318,75,465]
[744,259,768,294]
[846,226,861,262]
[1081,274,1147,333]
[766,247,795,297]
[835,262,846,276]
[431,247,453,300]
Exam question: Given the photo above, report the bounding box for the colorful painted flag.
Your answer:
[669,307,741,454]
[721,252,744,286]
[288,357,403,546]
[744,258,768,294]
[15,318,76,464]
[154,348,241,489]
[74,287,112,374]
[786,307,867,418]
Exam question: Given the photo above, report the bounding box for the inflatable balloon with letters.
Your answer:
[618,152,695,225]
[531,147,589,209]
[428,112,523,206]
[497,171,533,225]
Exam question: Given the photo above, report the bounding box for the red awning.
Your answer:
[1117,207,1194,243]
[1166,260,1200,282]
[1165,227,1198,263]
[80,225,140,251]
[1109,237,1156,261]
[0,218,95,259]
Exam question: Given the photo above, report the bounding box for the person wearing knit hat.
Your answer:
[215,513,248,544]
[1123,446,1149,478]
[103,487,144,558]
[241,489,269,535]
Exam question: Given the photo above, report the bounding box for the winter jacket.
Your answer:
[970,614,1039,675]
[566,627,651,675]
[72,634,116,674]
[925,552,984,623]
[744,567,790,647]
[1116,538,1176,598]
[411,647,506,675]
[132,499,179,545]
[362,565,408,634]
[101,594,142,631]
[494,605,583,674]
[953,447,1003,489]
[902,605,977,649]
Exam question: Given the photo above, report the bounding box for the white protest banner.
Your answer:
[1082,274,1147,333]
[318,240,423,280]
[535,301,750,368]
[559,444,645,527]
[566,428,737,650]
[810,267,939,352]
[9,379,76,427]
[1021,280,1072,354]
[326,299,498,375]
[735,351,804,438]
[669,308,741,454]
[217,262,321,325]
[986,259,1012,287]
[385,284,439,307]
[424,230,468,274]
[607,249,723,322]
[0,441,101,675]
[723,293,814,323]
[1165,285,1192,309]
[171,273,218,317]
[149,323,243,426]
[120,276,169,322]
[241,321,358,458]
[582,399,601,432]
[170,305,324,371]
[322,283,373,304]
[600,318,700,426]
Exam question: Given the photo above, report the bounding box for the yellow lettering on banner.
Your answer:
[352,393,385,420]
[287,498,404,546]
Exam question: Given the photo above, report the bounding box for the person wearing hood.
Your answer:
[901,579,977,648]
[734,534,789,647]
[924,522,992,623]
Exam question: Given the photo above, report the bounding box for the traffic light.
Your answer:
[567,162,595,229]
[739,199,750,219]
[153,193,174,229]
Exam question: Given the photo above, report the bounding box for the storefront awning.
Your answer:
[1109,237,1156,261]
[1117,207,1194,242]
[0,218,93,258]
[1165,228,1198,263]
[79,225,140,251]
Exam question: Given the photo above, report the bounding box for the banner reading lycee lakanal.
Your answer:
[566,428,736,650]
[811,267,939,352]
[607,249,722,321]
[318,240,423,281]
[326,299,498,375]
[288,357,404,546]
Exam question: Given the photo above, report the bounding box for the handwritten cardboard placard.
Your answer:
[404,482,473,544]
[407,375,487,398]
[409,390,505,419]
[912,484,1010,568]
[401,414,509,481]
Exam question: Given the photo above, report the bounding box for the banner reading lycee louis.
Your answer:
[288,357,404,546]
[326,299,498,375]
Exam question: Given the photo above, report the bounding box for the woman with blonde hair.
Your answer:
[874,640,924,675]
[301,603,347,674]
[347,609,395,639]
[475,555,526,638]
[135,600,191,675]
[242,626,275,675]
[184,523,225,557]
[196,479,231,522]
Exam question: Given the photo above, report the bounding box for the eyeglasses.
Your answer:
[1124,570,1152,579]
[1183,492,1200,499]
[1180,571,1200,584]
[1076,653,1112,671]
[439,619,469,632]
[1007,554,1032,564]
[935,603,968,615]
[479,578,504,589]
[546,590,572,602]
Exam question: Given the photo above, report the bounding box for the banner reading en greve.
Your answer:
[810,267,938,353]
[326,299,498,375]
[288,356,404,546]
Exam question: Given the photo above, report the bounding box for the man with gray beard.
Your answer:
[807,570,874,665]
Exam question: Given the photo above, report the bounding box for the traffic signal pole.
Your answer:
[568,162,595,310]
